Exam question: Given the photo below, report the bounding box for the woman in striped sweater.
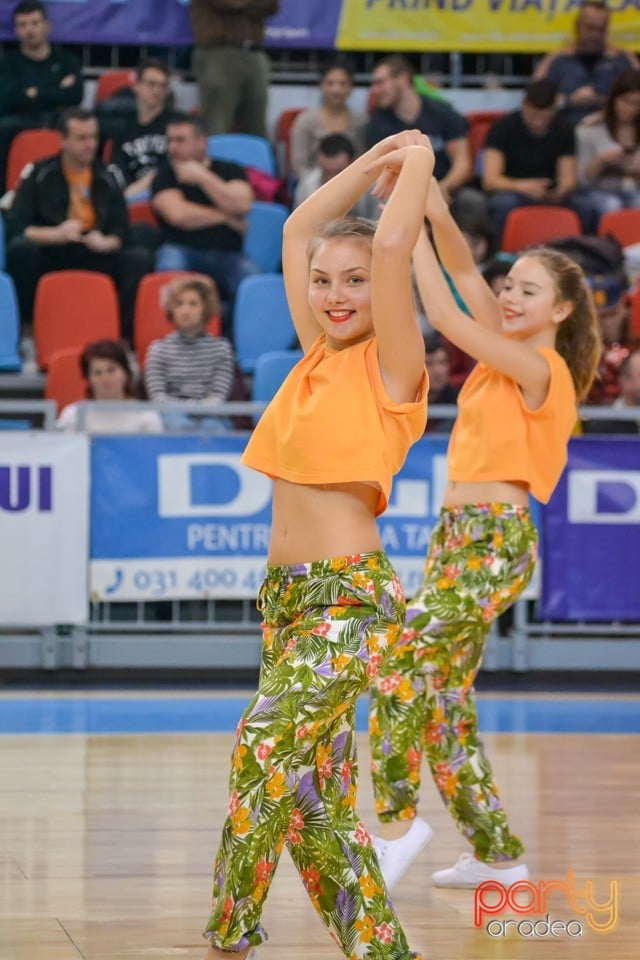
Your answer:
[144,275,235,430]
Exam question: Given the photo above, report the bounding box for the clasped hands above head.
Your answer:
[365,130,435,202]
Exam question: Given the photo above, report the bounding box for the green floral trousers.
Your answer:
[370,504,538,863]
[204,551,421,960]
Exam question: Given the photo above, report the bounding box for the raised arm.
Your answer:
[368,144,435,402]
[425,178,503,332]
[282,131,425,352]
[413,227,552,408]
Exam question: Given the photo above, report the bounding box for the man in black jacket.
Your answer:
[0,1,83,189]
[5,107,153,338]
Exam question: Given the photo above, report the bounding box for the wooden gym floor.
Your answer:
[0,690,638,960]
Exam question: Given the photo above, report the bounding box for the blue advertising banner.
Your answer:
[89,433,450,601]
[0,0,342,48]
[540,437,640,621]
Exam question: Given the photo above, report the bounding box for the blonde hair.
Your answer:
[164,275,220,323]
[518,248,602,401]
[306,216,377,263]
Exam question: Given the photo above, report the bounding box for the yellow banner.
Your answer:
[336,0,640,53]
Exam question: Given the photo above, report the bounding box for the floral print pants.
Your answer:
[370,504,538,863]
[204,551,420,960]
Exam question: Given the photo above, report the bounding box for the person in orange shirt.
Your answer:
[368,169,601,892]
[201,131,434,960]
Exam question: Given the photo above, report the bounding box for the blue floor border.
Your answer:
[0,694,639,735]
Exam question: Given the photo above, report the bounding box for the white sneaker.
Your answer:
[431,852,529,889]
[373,817,434,890]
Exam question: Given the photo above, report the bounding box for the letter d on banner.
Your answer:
[568,470,640,524]
[157,453,272,518]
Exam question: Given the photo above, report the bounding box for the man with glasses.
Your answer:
[109,58,177,201]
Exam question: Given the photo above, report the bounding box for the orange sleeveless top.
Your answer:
[447,346,576,504]
[241,334,428,516]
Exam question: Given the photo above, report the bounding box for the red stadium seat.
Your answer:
[501,206,582,254]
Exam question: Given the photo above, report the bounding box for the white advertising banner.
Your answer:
[0,433,89,625]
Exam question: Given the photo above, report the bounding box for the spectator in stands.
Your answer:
[534,0,640,127]
[584,347,640,432]
[293,133,377,219]
[586,274,634,404]
[57,338,163,432]
[366,54,484,217]
[144,275,236,431]
[290,58,366,181]
[0,1,83,190]
[5,107,154,338]
[482,78,597,240]
[109,58,177,201]
[189,0,280,137]
[151,113,258,337]
[575,69,640,223]
[424,337,459,433]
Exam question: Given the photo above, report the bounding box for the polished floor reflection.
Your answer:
[0,691,638,959]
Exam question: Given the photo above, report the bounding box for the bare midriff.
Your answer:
[443,479,530,509]
[268,477,383,565]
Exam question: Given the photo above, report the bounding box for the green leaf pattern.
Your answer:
[370,504,538,863]
[204,551,421,960]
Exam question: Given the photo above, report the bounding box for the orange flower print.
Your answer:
[288,809,305,845]
[331,652,351,673]
[266,771,286,800]
[359,874,382,898]
[316,742,333,787]
[312,621,331,636]
[355,915,375,943]
[406,747,421,769]
[232,744,247,771]
[231,805,251,835]
[341,759,354,784]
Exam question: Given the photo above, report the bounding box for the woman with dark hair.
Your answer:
[290,57,366,180]
[576,69,640,222]
[56,338,162,432]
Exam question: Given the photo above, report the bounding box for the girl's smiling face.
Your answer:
[499,255,571,342]
[308,237,375,349]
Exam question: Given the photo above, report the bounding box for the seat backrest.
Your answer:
[466,110,505,176]
[6,129,62,191]
[501,205,582,254]
[275,108,304,175]
[244,201,288,273]
[128,199,158,228]
[0,271,21,372]
[597,209,640,248]
[44,346,86,414]
[95,69,135,103]
[252,349,303,402]
[233,274,296,374]
[207,133,277,176]
[133,271,222,367]
[33,270,121,370]
[0,213,4,271]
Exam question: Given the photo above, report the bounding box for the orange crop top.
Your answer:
[447,346,576,504]
[241,334,428,516]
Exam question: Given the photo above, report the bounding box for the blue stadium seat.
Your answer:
[0,214,5,270]
[0,271,22,372]
[251,348,303,421]
[207,133,277,175]
[0,419,30,429]
[244,201,288,273]
[233,274,296,374]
